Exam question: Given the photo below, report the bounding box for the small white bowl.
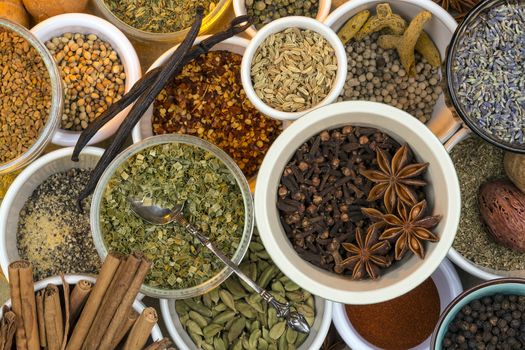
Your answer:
[233,0,332,38]
[254,101,461,304]
[240,16,347,121]
[160,296,332,350]
[31,13,141,147]
[324,0,460,142]
[0,147,104,277]
[131,35,250,143]
[1,274,163,343]
[332,258,463,350]
[444,127,517,281]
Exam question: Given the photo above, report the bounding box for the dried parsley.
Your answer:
[103,0,216,33]
[100,142,245,289]
[451,136,525,270]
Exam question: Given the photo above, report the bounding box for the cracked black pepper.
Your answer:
[17,168,100,281]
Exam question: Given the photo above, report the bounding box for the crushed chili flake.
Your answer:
[152,50,282,178]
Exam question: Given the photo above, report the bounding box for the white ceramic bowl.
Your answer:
[324,0,460,143]
[160,296,332,350]
[254,101,461,304]
[31,13,141,147]
[332,258,462,350]
[240,16,347,121]
[444,128,516,281]
[0,147,104,277]
[131,35,250,143]
[233,0,332,38]
[0,274,163,343]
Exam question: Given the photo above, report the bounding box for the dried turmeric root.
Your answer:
[354,3,407,41]
[337,10,371,45]
[377,10,432,76]
[415,31,441,68]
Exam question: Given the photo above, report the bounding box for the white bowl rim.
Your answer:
[324,0,458,31]
[240,16,347,121]
[0,146,105,278]
[131,35,250,144]
[30,13,142,147]
[332,258,463,349]
[232,0,332,38]
[159,297,333,350]
[254,100,461,304]
[1,273,163,341]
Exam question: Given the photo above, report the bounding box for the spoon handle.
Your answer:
[173,212,310,333]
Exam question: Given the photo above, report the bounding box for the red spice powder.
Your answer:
[345,278,440,350]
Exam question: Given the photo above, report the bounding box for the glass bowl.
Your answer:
[445,0,525,153]
[92,0,232,43]
[0,19,63,175]
[90,134,254,299]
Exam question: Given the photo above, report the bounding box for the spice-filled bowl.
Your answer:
[160,230,333,350]
[431,278,525,349]
[255,100,461,304]
[1,274,163,344]
[333,258,462,350]
[31,13,141,147]
[91,134,254,299]
[446,0,525,153]
[240,16,347,121]
[0,19,63,175]
[92,0,231,43]
[0,147,104,280]
[445,129,525,280]
[131,36,283,188]
[324,0,459,141]
[232,0,331,38]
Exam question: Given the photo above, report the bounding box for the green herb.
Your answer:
[451,136,525,270]
[104,0,216,33]
[176,231,315,349]
[100,142,245,289]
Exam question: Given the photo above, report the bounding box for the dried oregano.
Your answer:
[100,142,245,289]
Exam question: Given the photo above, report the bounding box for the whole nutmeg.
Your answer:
[504,152,525,193]
[478,179,525,252]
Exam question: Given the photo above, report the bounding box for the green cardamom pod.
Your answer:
[237,302,257,319]
[213,337,227,350]
[269,321,286,340]
[285,328,298,344]
[219,290,237,312]
[203,323,223,338]
[258,338,269,350]
[249,329,261,349]
[213,310,236,324]
[189,310,209,328]
[186,319,204,336]
[228,317,246,343]
[186,299,213,317]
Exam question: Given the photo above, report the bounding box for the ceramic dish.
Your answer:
[254,100,461,304]
[240,16,347,121]
[444,127,525,280]
[232,0,332,38]
[90,134,254,299]
[31,13,141,147]
[332,258,462,349]
[324,0,459,143]
[92,0,231,43]
[0,19,63,175]
[0,147,104,278]
[0,274,163,343]
[431,278,525,348]
[160,296,332,350]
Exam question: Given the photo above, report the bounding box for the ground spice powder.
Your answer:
[345,278,440,349]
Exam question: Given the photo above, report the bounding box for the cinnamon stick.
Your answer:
[69,281,92,325]
[142,338,171,350]
[60,275,70,350]
[98,256,151,350]
[83,253,142,350]
[8,260,39,350]
[123,307,157,350]
[66,252,123,350]
[110,309,139,349]
[0,309,17,350]
[43,285,63,350]
[35,291,46,348]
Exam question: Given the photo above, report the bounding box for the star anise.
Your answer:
[361,144,429,213]
[339,225,391,279]
[379,200,441,260]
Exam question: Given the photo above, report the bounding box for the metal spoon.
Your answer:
[127,197,311,334]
